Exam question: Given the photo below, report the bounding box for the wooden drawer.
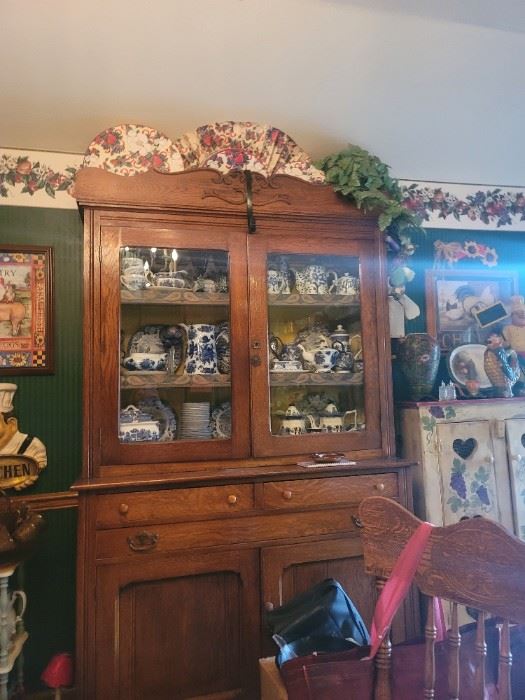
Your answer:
[95,484,255,528]
[261,473,398,510]
[95,507,357,560]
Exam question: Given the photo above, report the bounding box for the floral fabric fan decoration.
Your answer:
[82,124,184,176]
[173,121,325,182]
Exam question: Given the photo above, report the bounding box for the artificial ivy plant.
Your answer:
[316,144,425,296]
[316,144,424,242]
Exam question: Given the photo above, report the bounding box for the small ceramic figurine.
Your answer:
[484,330,520,398]
[0,384,47,489]
[503,296,525,372]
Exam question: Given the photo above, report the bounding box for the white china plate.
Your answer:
[128,325,168,354]
[448,343,492,389]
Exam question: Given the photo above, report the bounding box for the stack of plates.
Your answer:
[179,402,212,440]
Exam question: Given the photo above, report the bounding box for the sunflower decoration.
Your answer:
[463,240,482,258]
[462,240,498,267]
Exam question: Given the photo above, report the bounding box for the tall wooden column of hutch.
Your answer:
[73,168,417,700]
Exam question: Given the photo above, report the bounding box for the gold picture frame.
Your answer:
[0,245,54,374]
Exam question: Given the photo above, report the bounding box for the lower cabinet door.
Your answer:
[261,536,417,656]
[94,548,260,700]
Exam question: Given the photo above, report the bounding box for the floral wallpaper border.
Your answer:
[0,148,81,209]
[1,143,525,233]
[398,179,525,231]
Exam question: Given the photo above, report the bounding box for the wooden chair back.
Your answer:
[358,496,525,700]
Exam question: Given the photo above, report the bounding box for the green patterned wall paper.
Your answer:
[0,206,83,493]
[0,205,82,691]
[14,508,77,690]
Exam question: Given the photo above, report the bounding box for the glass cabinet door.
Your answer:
[250,236,384,458]
[95,226,250,466]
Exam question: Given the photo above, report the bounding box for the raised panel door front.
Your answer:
[260,537,416,657]
[505,418,525,539]
[436,421,500,524]
[93,549,260,700]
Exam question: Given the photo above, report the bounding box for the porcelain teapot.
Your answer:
[297,345,340,372]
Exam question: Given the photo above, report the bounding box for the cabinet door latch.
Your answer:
[492,419,506,439]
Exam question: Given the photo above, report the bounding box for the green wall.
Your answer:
[0,205,82,690]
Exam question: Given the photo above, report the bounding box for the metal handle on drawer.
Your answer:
[282,490,293,500]
[127,531,159,552]
[374,482,385,492]
[227,494,238,505]
[352,515,363,529]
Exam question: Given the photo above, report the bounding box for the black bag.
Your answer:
[266,578,370,668]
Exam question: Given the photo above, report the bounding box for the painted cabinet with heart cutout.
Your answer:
[398,398,525,538]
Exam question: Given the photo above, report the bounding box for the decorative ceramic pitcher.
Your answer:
[178,323,218,375]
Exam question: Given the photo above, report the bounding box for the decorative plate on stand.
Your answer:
[137,395,177,442]
[210,402,232,439]
[174,121,325,183]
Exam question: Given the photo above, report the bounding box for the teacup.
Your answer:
[120,273,146,291]
[313,348,340,372]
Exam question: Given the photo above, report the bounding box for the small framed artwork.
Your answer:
[425,269,518,352]
[0,246,54,374]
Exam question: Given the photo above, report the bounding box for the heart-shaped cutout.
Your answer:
[453,438,477,460]
[521,434,525,450]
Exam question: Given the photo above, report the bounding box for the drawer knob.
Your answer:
[127,531,159,552]
[119,503,129,515]
[227,494,238,505]
[375,482,385,492]
[282,490,293,500]
[265,601,274,612]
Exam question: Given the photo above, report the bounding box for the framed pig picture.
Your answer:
[0,245,54,374]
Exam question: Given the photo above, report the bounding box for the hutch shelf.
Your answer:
[73,167,416,699]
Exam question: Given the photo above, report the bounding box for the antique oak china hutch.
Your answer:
[73,167,417,699]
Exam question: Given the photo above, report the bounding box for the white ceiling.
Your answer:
[1,0,524,185]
